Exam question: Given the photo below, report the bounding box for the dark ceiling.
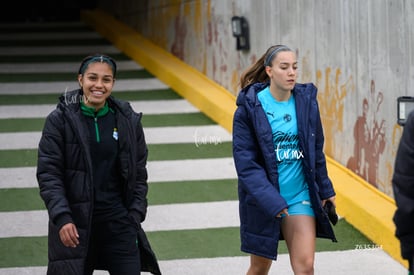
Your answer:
[3,0,97,22]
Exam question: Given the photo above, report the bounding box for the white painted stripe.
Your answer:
[0,210,48,238]
[0,201,239,238]
[146,158,236,183]
[160,251,407,275]
[0,266,48,275]
[0,78,168,95]
[0,167,37,189]
[0,158,236,189]
[0,60,142,73]
[0,250,407,275]
[0,132,41,149]
[0,125,231,149]
[0,104,59,119]
[146,125,232,144]
[0,99,199,119]
[0,267,111,275]
[143,201,239,231]
[159,256,261,275]
[0,45,120,56]
[0,32,103,40]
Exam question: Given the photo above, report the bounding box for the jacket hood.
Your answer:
[236,82,269,107]
[236,82,317,108]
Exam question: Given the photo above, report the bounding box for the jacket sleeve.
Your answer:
[36,110,73,228]
[314,100,336,200]
[128,112,149,226]
[233,105,288,218]
[393,111,414,259]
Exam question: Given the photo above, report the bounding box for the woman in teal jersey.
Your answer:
[233,45,337,275]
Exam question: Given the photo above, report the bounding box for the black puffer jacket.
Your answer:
[37,89,161,275]
[393,110,414,261]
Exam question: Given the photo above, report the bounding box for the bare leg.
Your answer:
[246,254,272,275]
[281,215,316,275]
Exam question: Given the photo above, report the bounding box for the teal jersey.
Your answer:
[257,87,310,205]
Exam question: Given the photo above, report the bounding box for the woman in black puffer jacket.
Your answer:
[37,54,161,275]
[393,110,414,275]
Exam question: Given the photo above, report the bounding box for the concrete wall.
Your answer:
[95,0,414,198]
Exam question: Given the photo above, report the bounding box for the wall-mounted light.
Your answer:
[397,96,414,126]
[231,16,250,51]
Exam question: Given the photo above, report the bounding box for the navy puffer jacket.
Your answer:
[232,82,337,260]
[37,89,160,274]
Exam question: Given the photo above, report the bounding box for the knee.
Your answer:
[247,262,272,275]
[291,256,314,275]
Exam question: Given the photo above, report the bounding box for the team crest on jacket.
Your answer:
[113,128,118,140]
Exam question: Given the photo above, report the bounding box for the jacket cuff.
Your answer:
[54,213,73,230]
[320,190,336,200]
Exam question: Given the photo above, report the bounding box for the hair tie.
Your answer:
[264,46,291,67]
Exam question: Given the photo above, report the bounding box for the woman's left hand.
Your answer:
[322,196,336,208]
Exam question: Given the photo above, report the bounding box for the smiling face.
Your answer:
[78,62,115,109]
[265,50,298,99]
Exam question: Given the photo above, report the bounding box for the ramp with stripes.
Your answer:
[0,21,406,275]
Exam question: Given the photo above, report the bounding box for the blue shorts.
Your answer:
[282,200,315,217]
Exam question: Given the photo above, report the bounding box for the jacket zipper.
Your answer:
[94,116,100,143]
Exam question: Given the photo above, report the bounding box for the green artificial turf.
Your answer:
[0,237,48,267]
[0,188,45,212]
[0,180,238,212]
[146,142,232,161]
[0,113,214,132]
[0,220,373,268]
[0,118,47,132]
[0,149,37,167]
[147,180,238,205]
[148,221,373,261]
[141,113,215,127]
[0,142,232,167]
[0,113,215,133]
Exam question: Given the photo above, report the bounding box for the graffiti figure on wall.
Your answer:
[347,80,386,187]
[171,15,187,60]
[347,98,369,179]
[316,67,353,157]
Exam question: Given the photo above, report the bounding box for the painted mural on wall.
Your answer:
[171,15,187,60]
[109,0,412,198]
[166,0,236,94]
[346,80,386,188]
[315,67,354,158]
[315,67,390,191]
